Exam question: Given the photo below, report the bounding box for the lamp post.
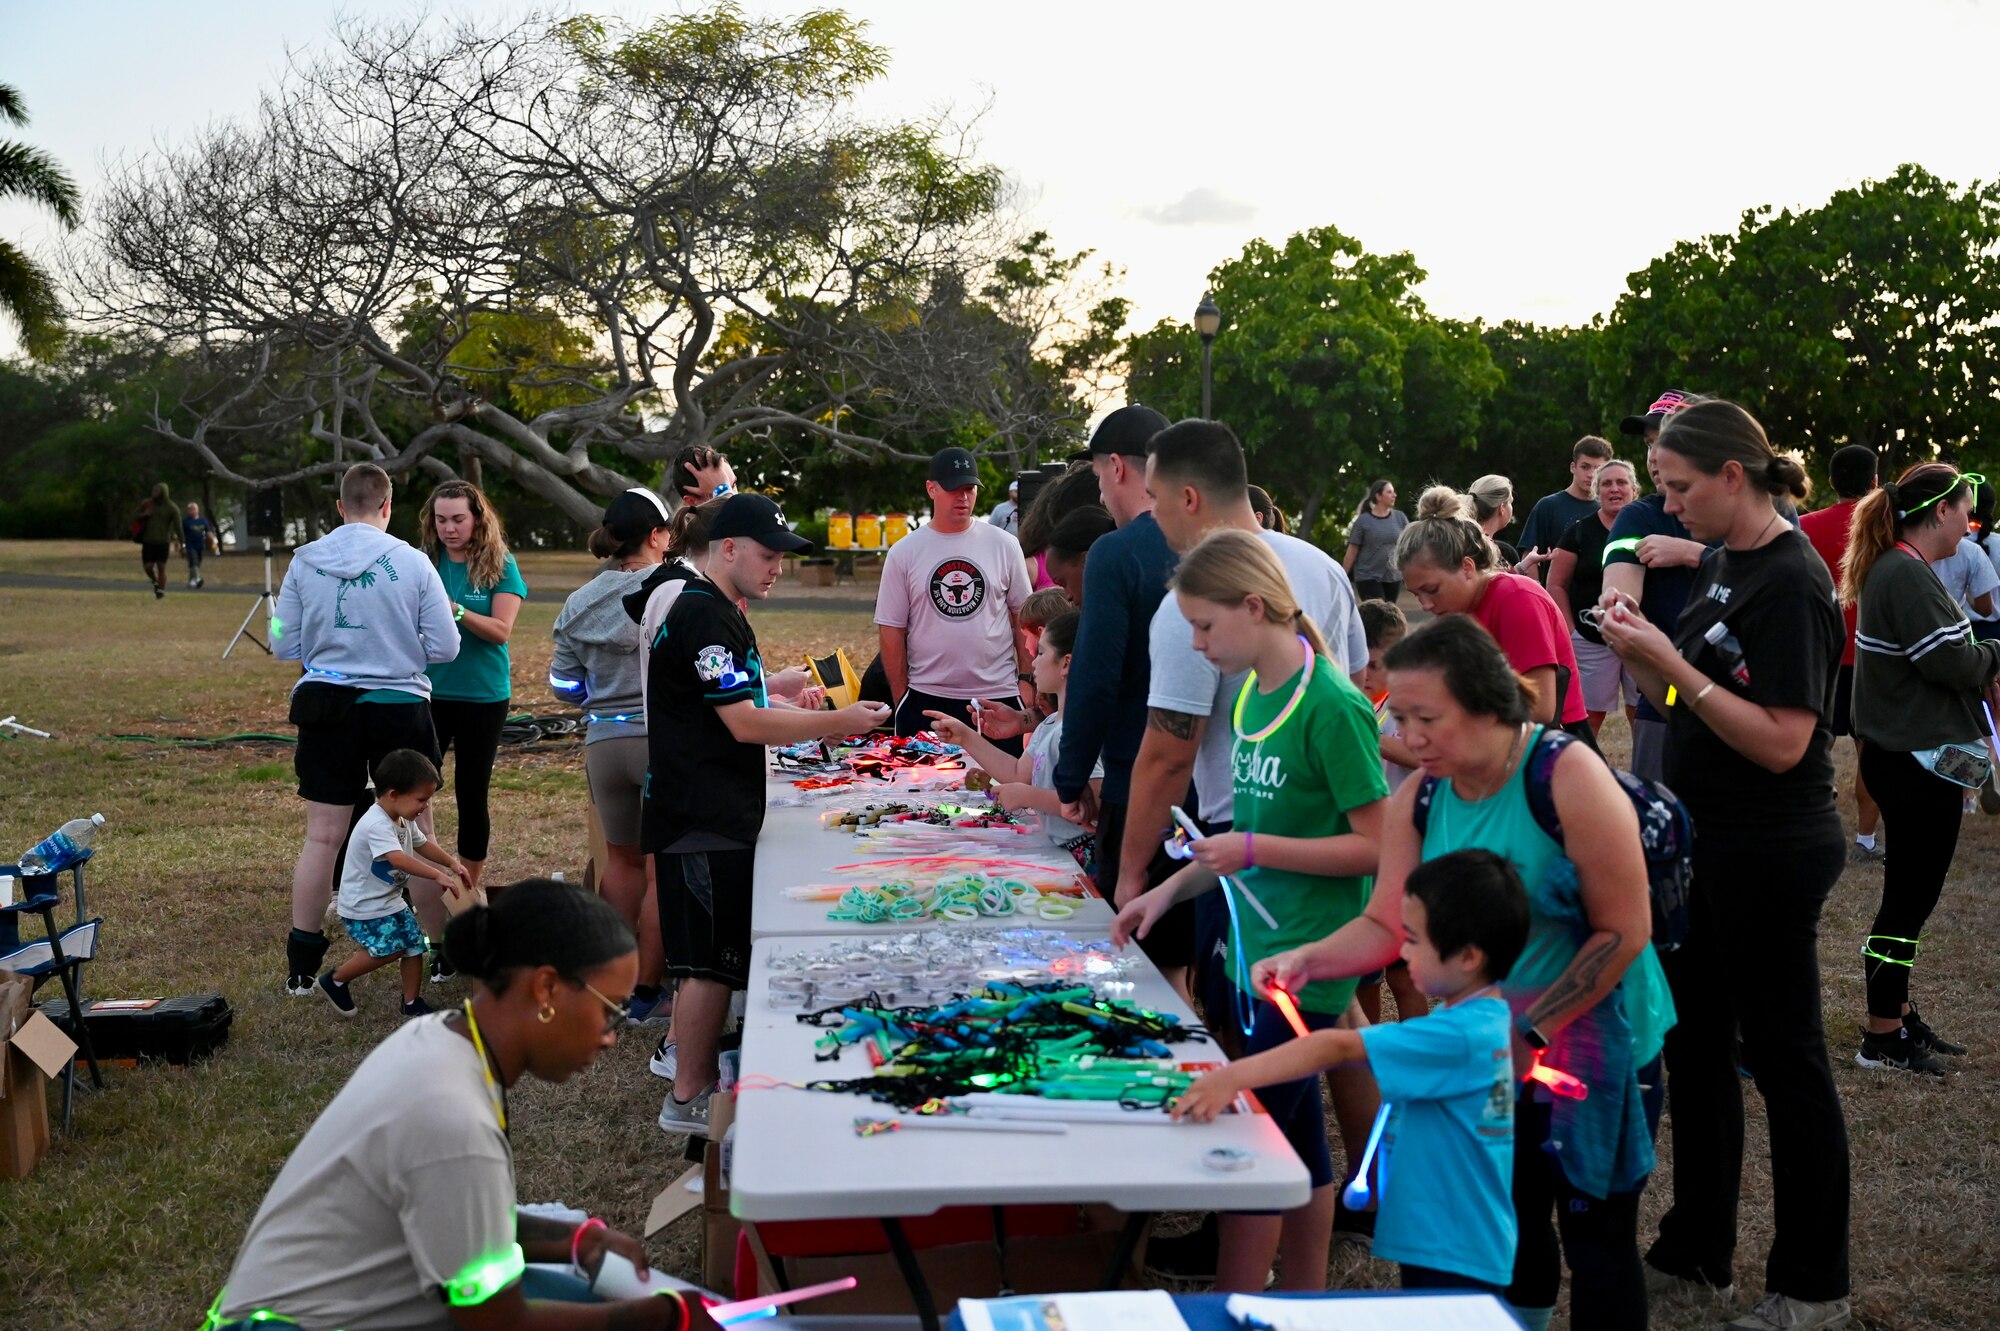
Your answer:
[1194,293,1221,419]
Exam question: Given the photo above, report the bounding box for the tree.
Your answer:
[1592,163,2000,478]
[1473,321,1610,487]
[0,83,81,358]
[1124,225,1498,534]
[66,9,1093,526]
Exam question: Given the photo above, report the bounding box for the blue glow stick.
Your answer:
[1341,1102,1392,1210]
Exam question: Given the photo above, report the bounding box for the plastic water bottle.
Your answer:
[1703,622,1751,688]
[18,813,106,874]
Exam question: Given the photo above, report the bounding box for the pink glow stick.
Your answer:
[706,1275,859,1323]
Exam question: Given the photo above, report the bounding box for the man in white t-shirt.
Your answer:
[877,447,1036,750]
[987,479,1021,537]
[1932,534,1999,627]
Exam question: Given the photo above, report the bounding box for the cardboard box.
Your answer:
[795,560,837,588]
[701,1090,739,1293]
[0,970,79,1178]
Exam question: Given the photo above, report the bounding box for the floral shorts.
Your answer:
[342,907,427,960]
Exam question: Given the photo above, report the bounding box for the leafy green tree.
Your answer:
[1125,225,1498,534]
[1472,321,1611,493]
[1592,163,2000,478]
[0,83,81,358]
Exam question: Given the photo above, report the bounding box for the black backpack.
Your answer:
[1412,728,1692,952]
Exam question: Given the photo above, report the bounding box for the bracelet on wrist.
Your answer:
[452,602,467,623]
[1243,831,1255,868]
[569,1217,607,1278]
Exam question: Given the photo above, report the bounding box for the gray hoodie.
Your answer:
[551,565,657,742]
[273,524,460,696]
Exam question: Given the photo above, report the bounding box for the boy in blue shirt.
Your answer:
[1173,848,1529,1295]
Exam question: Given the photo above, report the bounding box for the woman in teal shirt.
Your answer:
[1112,529,1387,1294]
[419,481,527,928]
[1259,617,1672,1331]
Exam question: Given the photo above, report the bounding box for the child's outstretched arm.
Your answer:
[1172,1028,1368,1123]
[921,710,1030,784]
[385,847,467,892]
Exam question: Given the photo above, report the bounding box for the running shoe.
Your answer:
[1847,839,1883,865]
[1856,1027,1947,1076]
[1644,1261,1735,1310]
[656,1086,713,1136]
[401,996,434,1018]
[1726,1291,1851,1329]
[1903,1003,1966,1057]
[429,953,457,985]
[649,1037,678,1081]
[318,971,357,1017]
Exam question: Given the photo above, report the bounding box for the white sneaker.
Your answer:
[1727,1292,1852,1330]
[649,1037,678,1081]
[657,1086,713,1136]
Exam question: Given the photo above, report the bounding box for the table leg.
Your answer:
[879,1217,939,1331]
[1098,1212,1151,1290]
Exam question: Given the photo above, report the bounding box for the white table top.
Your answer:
[729,954,1311,1222]
[752,789,1113,940]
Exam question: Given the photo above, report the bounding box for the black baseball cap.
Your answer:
[1619,389,1691,437]
[929,447,980,490]
[709,492,813,553]
[1088,404,1170,457]
[600,487,672,543]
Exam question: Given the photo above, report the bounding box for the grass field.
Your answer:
[1,562,1995,1329]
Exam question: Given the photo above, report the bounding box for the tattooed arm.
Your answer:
[1115,706,1207,909]
[1517,742,1653,1047]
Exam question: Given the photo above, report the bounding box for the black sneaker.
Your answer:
[401,996,434,1018]
[429,953,456,985]
[1143,1213,1219,1283]
[318,971,357,1018]
[1856,1026,1945,1076]
[1903,1003,1966,1057]
[285,973,317,998]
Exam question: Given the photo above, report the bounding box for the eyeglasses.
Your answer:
[577,980,632,1035]
[1900,472,1985,521]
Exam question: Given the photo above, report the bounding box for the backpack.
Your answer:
[1412,727,1692,952]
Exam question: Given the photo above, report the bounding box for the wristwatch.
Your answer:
[1518,1019,1552,1051]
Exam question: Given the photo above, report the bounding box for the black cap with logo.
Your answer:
[929,447,980,490]
[708,492,814,554]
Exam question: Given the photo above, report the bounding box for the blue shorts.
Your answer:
[1237,996,1341,1192]
[342,907,427,959]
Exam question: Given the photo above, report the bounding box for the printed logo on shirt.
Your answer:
[1233,746,1287,797]
[929,558,987,618]
[1706,583,1733,605]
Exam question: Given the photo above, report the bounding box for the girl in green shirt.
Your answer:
[418,481,527,925]
[1112,528,1388,1293]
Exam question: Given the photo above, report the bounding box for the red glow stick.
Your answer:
[1528,1056,1588,1100]
[1267,986,1312,1040]
[707,1276,859,1323]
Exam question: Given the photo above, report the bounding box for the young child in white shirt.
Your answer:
[319,749,472,1018]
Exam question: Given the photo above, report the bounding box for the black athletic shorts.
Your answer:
[140,541,170,564]
[290,683,442,806]
[1831,662,1855,738]
[1093,799,1194,969]
[657,846,755,989]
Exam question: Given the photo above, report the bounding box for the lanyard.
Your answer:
[462,1001,508,1135]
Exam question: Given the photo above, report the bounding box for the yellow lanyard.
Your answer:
[462,1001,507,1133]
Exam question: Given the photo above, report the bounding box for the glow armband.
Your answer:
[446,1243,527,1306]
[549,671,586,700]
[268,617,284,642]
[1601,537,1643,565]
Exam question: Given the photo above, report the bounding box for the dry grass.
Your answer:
[1,581,1995,1329]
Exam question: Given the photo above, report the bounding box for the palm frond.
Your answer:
[0,141,81,226]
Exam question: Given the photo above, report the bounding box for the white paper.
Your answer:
[1225,1292,1519,1331]
[961,1290,1190,1331]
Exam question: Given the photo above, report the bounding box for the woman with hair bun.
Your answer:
[1841,460,1998,1076]
[208,880,716,1330]
[1395,486,1592,741]
[1596,398,1852,1331]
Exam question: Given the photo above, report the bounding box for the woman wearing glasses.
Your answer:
[1596,400,1852,1331]
[208,880,716,1331]
[1839,462,1999,1076]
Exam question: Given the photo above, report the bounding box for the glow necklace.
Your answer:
[462,1000,508,1134]
[1232,635,1315,743]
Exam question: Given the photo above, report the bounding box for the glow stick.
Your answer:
[707,1276,860,1324]
[1341,1102,1392,1210]
[1167,807,1279,930]
[858,1114,1068,1135]
[1528,1056,1588,1100]
[1266,986,1312,1040]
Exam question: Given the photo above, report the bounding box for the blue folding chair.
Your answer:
[0,856,104,1132]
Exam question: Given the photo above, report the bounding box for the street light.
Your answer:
[1194,293,1222,419]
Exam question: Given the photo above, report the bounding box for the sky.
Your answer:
[5,0,2000,360]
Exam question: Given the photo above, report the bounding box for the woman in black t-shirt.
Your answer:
[1597,401,1851,1331]
[1548,460,1639,736]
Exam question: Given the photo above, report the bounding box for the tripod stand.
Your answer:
[224,538,280,660]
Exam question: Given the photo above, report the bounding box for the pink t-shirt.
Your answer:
[1472,572,1589,725]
